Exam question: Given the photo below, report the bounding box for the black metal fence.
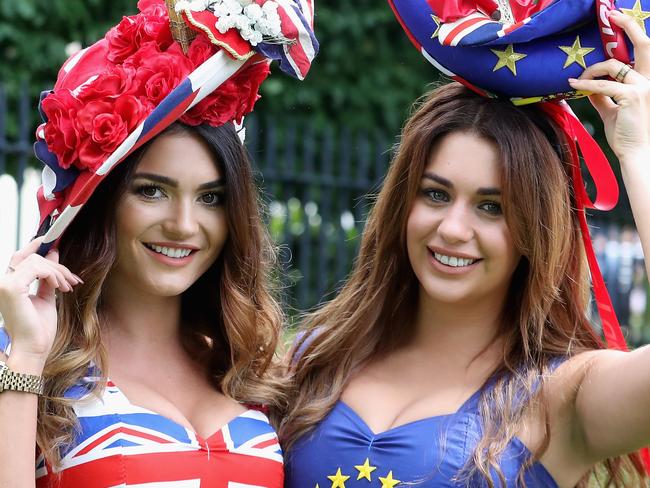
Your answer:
[0,84,31,184]
[1,84,649,344]
[245,115,391,315]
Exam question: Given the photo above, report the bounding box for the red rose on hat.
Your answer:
[140,2,173,48]
[42,63,148,173]
[187,35,218,66]
[77,65,136,101]
[76,95,148,172]
[233,61,270,121]
[182,61,270,126]
[106,0,172,64]
[127,42,193,105]
[137,0,165,13]
[106,16,146,64]
[41,90,83,170]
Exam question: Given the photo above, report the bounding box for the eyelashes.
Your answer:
[478,201,502,216]
[136,184,164,200]
[133,184,225,208]
[423,188,449,203]
[421,188,502,216]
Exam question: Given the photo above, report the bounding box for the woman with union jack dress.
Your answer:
[0,0,317,485]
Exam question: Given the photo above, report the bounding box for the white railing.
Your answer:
[0,168,41,271]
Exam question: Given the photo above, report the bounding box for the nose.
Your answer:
[162,199,199,239]
[437,202,474,244]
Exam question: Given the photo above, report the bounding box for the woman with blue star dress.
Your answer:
[282,6,650,488]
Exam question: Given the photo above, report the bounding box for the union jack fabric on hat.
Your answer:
[34,0,318,258]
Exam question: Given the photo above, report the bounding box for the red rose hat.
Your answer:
[34,0,318,255]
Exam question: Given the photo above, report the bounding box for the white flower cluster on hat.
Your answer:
[176,0,284,46]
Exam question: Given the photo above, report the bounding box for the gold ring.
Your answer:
[615,63,632,83]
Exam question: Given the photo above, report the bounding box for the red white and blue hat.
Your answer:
[388,0,650,104]
[34,0,318,256]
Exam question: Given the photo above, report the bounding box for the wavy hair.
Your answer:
[280,83,647,487]
[35,122,286,466]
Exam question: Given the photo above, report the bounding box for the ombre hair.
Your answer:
[36,122,285,466]
[281,83,647,487]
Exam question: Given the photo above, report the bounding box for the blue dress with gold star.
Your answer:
[284,386,558,487]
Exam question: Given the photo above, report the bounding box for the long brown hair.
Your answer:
[36,122,285,466]
[281,83,647,486]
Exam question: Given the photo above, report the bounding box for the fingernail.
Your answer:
[73,274,84,284]
[568,78,578,83]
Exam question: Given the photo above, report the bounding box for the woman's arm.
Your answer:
[0,238,80,486]
[565,9,650,462]
[0,351,46,487]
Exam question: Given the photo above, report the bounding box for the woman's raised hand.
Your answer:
[0,238,81,366]
[569,9,650,163]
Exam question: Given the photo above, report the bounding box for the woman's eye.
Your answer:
[424,189,449,202]
[137,185,164,199]
[480,201,502,215]
[200,192,223,207]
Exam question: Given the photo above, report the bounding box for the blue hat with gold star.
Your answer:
[388,0,650,104]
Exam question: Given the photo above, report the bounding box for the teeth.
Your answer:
[147,244,193,259]
[433,252,476,267]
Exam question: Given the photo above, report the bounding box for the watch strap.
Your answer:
[0,363,44,395]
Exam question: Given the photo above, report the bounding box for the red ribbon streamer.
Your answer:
[540,101,626,350]
[541,102,650,474]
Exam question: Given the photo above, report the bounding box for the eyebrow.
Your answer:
[133,173,225,191]
[422,172,501,196]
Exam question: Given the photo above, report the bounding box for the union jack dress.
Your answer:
[1,327,283,488]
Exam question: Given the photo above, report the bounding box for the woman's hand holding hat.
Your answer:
[0,239,82,368]
[569,10,650,163]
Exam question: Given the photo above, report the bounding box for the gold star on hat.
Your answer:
[559,35,595,69]
[431,14,441,39]
[491,44,527,76]
[621,0,650,34]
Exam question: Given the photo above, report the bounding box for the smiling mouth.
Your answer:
[430,250,480,268]
[143,243,196,259]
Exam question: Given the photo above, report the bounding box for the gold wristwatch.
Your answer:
[0,361,44,395]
